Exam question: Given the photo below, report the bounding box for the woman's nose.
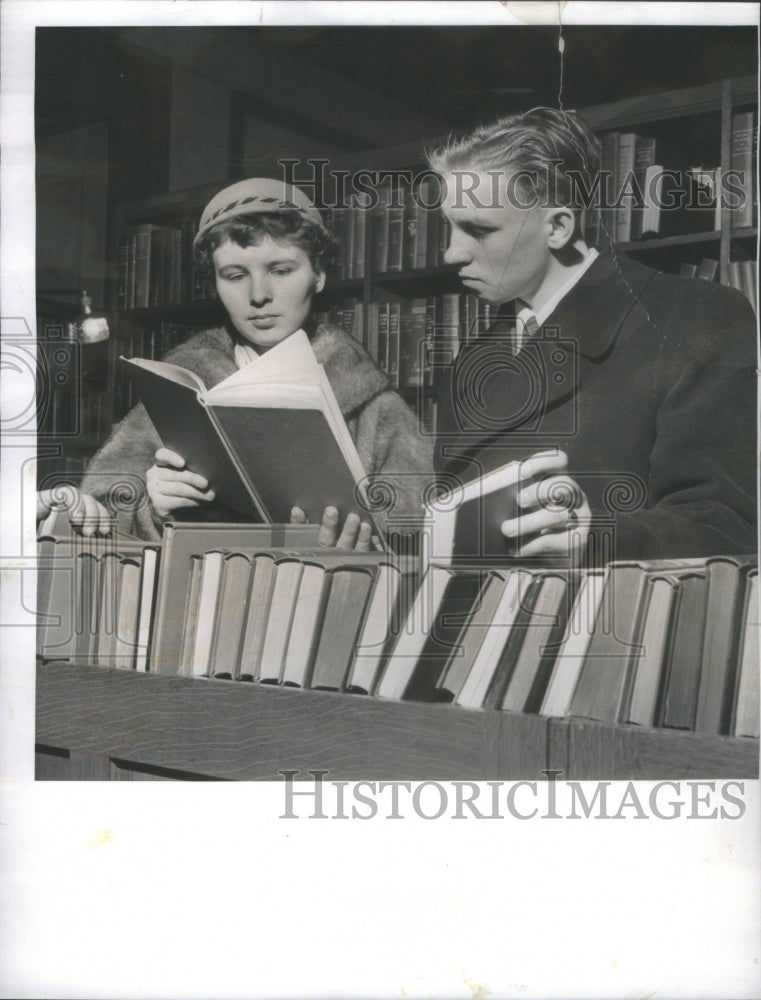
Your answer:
[248,274,272,305]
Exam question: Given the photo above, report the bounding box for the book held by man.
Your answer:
[121,330,377,529]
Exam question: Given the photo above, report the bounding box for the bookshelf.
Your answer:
[96,73,757,442]
[36,661,758,781]
[36,520,759,782]
[34,72,759,783]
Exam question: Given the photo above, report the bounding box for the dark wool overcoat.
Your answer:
[434,248,757,561]
[82,323,433,540]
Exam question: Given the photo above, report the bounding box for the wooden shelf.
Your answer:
[580,75,757,131]
[36,661,759,782]
[618,230,721,253]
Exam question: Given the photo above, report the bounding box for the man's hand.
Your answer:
[36,488,113,536]
[500,450,591,561]
[290,505,376,551]
[146,448,216,520]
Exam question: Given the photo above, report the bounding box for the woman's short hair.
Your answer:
[194,211,339,278]
[427,106,601,213]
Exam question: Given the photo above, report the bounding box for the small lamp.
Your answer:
[67,290,109,343]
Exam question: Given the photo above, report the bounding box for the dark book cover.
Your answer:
[658,572,709,730]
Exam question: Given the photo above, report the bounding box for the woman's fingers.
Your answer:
[69,492,113,536]
[154,447,187,468]
[146,464,214,519]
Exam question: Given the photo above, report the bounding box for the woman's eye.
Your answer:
[222,271,246,282]
[271,269,293,277]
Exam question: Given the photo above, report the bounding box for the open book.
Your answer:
[122,330,375,527]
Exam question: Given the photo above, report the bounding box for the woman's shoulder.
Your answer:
[163,324,233,361]
[161,325,237,383]
[311,321,389,415]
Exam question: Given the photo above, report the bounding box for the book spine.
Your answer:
[387,301,401,388]
[630,136,656,241]
[730,110,756,229]
[615,132,638,244]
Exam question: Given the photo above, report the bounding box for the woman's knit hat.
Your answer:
[193,177,326,249]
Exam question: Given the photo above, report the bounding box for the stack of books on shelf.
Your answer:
[37,512,759,742]
[589,130,725,245]
[315,293,491,392]
[118,218,215,310]
[363,176,447,276]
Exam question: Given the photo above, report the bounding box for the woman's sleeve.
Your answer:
[359,391,434,534]
[80,402,164,539]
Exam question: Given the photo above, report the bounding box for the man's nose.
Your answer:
[444,235,471,267]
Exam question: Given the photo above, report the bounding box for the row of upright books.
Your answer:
[586,109,757,245]
[315,293,492,390]
[37,515,759,739]
[326,176,448,279]
[118,108,757,314]
[117,219,216,310]
[111,320,193,420]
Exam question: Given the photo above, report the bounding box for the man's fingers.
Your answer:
[518,449,569,483]
[517,474,582,513]
[290,506,307,524]
[502,506,570,539]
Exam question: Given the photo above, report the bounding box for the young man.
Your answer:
[428,107,757,563]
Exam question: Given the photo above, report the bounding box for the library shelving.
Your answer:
[36,662,759,781]
[94,74,757,444]
[35,74,759,783]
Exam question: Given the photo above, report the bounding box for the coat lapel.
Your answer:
[437,249,658,475]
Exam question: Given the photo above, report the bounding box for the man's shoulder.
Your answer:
[639,267,757,366]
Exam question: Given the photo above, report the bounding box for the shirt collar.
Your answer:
[517,248,599,336]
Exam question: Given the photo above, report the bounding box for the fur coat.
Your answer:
[82,323,433,540]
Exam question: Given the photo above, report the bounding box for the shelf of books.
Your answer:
[104,74,757,450]
[35,75,759,783]
[36,515,759,781]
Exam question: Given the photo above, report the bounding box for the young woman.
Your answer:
[73,177,432,546]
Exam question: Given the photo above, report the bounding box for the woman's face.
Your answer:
[213,236,325,351]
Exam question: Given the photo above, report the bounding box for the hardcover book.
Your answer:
[122,330,379,530]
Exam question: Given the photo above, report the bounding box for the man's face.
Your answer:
[213,236,325,351]
[440,169,552,307]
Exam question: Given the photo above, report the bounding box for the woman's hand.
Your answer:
[146,448,216,521]
[500,450,591,562]
[290,505,377,551]
[36,488,113,536]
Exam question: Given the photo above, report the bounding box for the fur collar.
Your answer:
[165,322,389,418]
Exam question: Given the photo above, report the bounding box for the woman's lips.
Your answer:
[249,315,279,328]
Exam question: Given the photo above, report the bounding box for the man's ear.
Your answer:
[545,207,576,250]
